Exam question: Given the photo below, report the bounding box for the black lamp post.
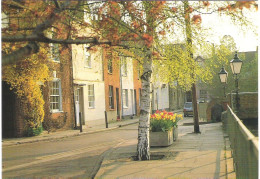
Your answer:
[218,66,228,97]
[230,51,243,112]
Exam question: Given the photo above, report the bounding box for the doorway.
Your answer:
[74,87,84,127]
[134,89,137,115]
[2,81,16,138]
[116,88,120,119]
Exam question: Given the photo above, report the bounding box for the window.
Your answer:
[123,89,128,108]
[200,90,207,99]
[121,57,127,76]
[50,80,62,112]
[109,85,114,109]
[108,58,113,74]
[84,45,91,68]
[50,43,60,62]
[84,1,103,22]
[88,84,95,108]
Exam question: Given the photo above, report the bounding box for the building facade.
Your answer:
[42,45,75,131]
[72,44,106,127]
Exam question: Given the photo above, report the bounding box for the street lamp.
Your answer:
[230,51,243,112]
[218,66,228,97]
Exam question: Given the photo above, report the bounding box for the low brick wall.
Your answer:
[228,92,258,120]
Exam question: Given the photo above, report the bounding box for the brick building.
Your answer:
[103,49,122,122]
[42,45,75,131]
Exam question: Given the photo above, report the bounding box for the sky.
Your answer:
[201,8,259,52]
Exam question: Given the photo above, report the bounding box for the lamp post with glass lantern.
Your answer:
[230,51,243,112]
[218,66,228,97]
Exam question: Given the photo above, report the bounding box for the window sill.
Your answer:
[84,66,92,69]
[50,110,63,113]
[108,72,113,75]
[109,108,115,111]
[52,60,60,63]
[88,107,95,109]
[123,106,128,109]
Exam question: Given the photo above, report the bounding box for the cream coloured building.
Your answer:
[72,44,106,127]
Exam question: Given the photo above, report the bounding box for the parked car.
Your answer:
[183,102,193,117]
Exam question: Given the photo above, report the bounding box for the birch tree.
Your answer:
[2,0,257,159]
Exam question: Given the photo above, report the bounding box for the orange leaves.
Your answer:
[159,30,166,36]
[236,1,255,10]
[152,51,160,58]
[192,15,202,24]
[142,33,153,47]
[184,6,193,20]
[202,1,210,7]
[108,1,121,16]
[142,33,153,42]
[150,1,166,18]
[218,1,257,12]
[133,34,139,38]
[156,1,166,6]
[132,21,140,29]
[171,7,177,13]
[218,7,226,12]
[187,6,193,13]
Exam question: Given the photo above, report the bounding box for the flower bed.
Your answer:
[150,110,183,132]
[150,110,183,146]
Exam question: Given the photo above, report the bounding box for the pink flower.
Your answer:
[168,112,174,116]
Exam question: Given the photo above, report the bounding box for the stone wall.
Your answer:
[228,92,258,120]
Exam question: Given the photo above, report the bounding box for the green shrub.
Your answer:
[25,125,43,137]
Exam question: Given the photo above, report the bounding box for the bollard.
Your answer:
[104,111,108,128]
[79,112,83,132]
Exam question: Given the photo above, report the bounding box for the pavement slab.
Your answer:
[95,122,235,179]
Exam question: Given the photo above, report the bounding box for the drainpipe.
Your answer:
[70,44,77,129]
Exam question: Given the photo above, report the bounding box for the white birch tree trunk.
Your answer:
[137,49,152,160]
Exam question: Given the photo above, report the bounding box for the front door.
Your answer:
[116,88,120,119]
[75,87,84,127]
[134,89,137,115]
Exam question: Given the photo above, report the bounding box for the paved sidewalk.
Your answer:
[2,117,139,146]
[2,110,183,147]
[95,122,236,179]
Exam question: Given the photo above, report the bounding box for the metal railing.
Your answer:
[223,105,258,179]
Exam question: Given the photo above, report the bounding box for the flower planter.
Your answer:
[173,126,178,141]
[150,129,173,147]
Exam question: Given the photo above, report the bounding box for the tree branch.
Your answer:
[2,42,39,65]
[2,35,112,45]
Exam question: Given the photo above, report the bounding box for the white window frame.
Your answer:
[84,45,91,68]
[109,85,114,109]
[84,1,103,22]
[88,84,95,108]
[50,79,62,113]
[123,89,128,108]
[50,43,60,62]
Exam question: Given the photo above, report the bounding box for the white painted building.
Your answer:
[121,57,137,117]
[151,82,170,112]
[72,44,106,127]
